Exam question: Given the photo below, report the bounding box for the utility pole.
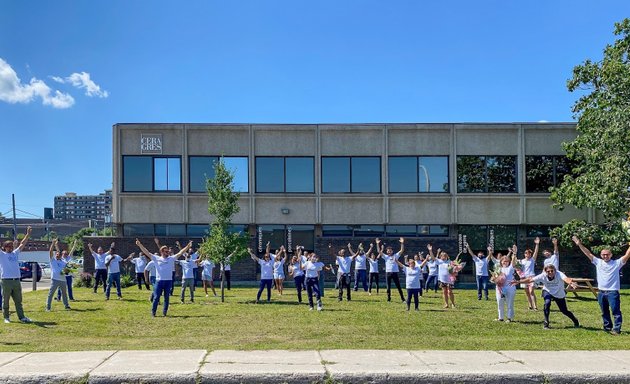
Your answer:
[12,193,17,240]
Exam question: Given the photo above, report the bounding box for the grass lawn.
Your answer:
[0,284,627,352]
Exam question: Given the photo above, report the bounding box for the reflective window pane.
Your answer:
[123,224,154,237]
[223,157,249,193]
[389,157,417,192]
[154,157,181,191]
[187,225,210,237]
[428,225,449,237]
[189,157,218,193]
[123,157,152,192]
[257,225,285,252]
[351,157,381,193]
[525,156,553,193]
[353,225,384,237]
[457,156,486,192]
[256,157,284,192]
[322,225,353,237]
[287,225,315,251]
[155,224,186,237]
[487,156,517,192]
[419,157,449,192]
[386,225,418,237]
[322,157,350,192]
[492,225,517,250]
[457,225,488,250]
[286,157,314,192]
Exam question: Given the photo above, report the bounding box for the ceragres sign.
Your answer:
[141,134,163,154]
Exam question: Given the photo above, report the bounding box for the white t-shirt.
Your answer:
[437,259,451,283]
[532,271,567,298]
[592,257,625,291]
[221,256,231,271]
[258,259,274,280]
[145,261,157,278]
[382,252,400,273]
[273,258,286,276]
[105,255,123,274]
[543,253,559,270]
[368,258,379,273]
[0,249,20,279]
[472,256,489,276]
[354,254,367,270]
[50,258,68,281]
[179,259,196,279]
[290,262,304,277]
[427,259,438,276]
[337,256,352,274]
[92,252,107,269]
[404,266,422,289]
[201,260,215,276]
[148,254,177,281]
[500,265,516,292]
[520,257,536,277]
[304,261,324,278]
[131,257,147,273]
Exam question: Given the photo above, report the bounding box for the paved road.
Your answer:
[20,277,51,292]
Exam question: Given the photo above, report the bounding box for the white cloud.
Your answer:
[53,71,109,98]
[0,58,75,108]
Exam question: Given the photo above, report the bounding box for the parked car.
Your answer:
[19,261,42,282]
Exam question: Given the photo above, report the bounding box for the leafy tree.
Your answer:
[198,158,248,302]
[550,19,630,253]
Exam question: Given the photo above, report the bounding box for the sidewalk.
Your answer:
[0,349,629,383]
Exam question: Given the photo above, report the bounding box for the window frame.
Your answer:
[321,156,382,194]
[388,155,450,193]
[122,155,182,193]
[188,156,250,193]
[255,156,315,194]
[456,155,518,193]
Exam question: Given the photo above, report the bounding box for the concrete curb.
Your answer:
[0,350,629,383]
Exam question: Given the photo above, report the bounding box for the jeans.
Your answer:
[406,288,420,310]
[318,274,325,297]
[338,273,351,301]
[425,275,439,292]
[93,269,107,293]
[48,279,70,310]
[476,275,489,299]
[598,290,622,332]
[153,280,173,315]
[149,276,158,303]
[354,269,368,291]
[192,267,199,289]
[106,272,122,299]
[542,291,579,327]
[294,275,305,302]
[1,279,25,320]
[57,275,74,301]
[257,279,272,302]
[386,272,405,302]
[306,277,322,308]
[181,278,194,302]
[369,272,379,293]
[224,270,231,290]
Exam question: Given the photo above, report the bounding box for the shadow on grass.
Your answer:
[31,321,57,328]
[0,342,23,346]
[67,308,103,313]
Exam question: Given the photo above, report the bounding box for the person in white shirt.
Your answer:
[198,258,217,297]
[377,237,406,303]
[88,243,113,294]
[179,254,197,303]
[0,226,32,323]
[466,243,491,301]
[542,238,560,270]
[424,247,439,293]
[46,239,72,311]
[512,264,580,329]
[136,239,192,317]
[144,258,158,303]
[367,250,381,295]
[331,244,356,302]
[573,236,630,335]
[130,252,150,290]
[518,237,540,310]
[489,250,518,322]
[414,252,428,296]
[348,242,372,292]
[396,257,428,311]
[248,243,275,303]
[104,244,127,300]
[220,257,232,291]
[300,252,331,311]
[55,241,78,302]
[290,247,307,303]
[273,246,287,296]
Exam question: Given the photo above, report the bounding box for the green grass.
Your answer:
[0,285,627,352]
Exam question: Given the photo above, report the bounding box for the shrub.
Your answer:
[75,272,93,288]
[120,274,135,288]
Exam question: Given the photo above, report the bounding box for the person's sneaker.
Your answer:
[317,306,323,312]
[65,306,71,311]
[574,322,581,328]
[19,317,32,323]
[151,312,156,317]
[611,330,621,336]
[180,300,185,304]
[543,324,550,330]
[3,318,10,324]
[494,318,504,322]
[45,308,51,312]
[506,319,513,323]
[117,297,122,300]
[309,307,314,311]
[206,294,209,297]
[478,297,482,300]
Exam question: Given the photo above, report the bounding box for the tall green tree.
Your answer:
[550,19,630,253]
[198,158,248,302]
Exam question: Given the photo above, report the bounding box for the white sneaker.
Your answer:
[317,306,323,312]
[4,318,10,323]
[205,294,209,297]
[20,317,32,323]
[309,307,314,311]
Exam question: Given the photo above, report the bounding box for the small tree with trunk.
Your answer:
[197,158,248,302]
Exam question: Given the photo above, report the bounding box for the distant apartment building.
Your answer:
[54,190,112,221]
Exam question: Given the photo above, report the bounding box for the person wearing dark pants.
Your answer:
[397,258,426,311]
[348,243,372,292]
[573,236,630,335]
[377,237,406,303]
[425,247,439,293]
[367,251,381,295]
[512,264,580,329]
[290,250,306,303]
[221,256,232,290]
[88,243,111,293]
[56,241,78,301]
[301,253,328,311]
[333,244,354,301]
[130,253,150,290]
[249,244,274,303]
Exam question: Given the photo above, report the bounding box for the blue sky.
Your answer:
[1,1,628,218]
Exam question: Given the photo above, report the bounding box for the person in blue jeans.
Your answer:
[248,243,275,303]
[56,241,77,301]
[466,242,490,301]
[573,236,630,335]
[348,242,372,292]
[104,245,129,300]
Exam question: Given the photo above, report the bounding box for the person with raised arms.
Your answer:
[248,242,275,303]
[0,226,33,323]
[300,252,331,311]
[511,264,580,329]
[136,239,192,317]
[332,243,356,302]
[424,245,439,294]
[572,235,630,335]
[88,242,113,294]
[367,247,381,295]
[397,255,428,311]
[518,237,540,310]
[489,247,518,321]
[289,246,307,303]
[466,243,491,301]
[178,250,197,304]
[129,250,151,291]
[542,238,560,270]
[348,242,372,293]
[56,240,78,302]
[378,237,406,303]
[104,243,127,300]
[46,239,72,312]
[198,257,217,297]
[272,245,287,296]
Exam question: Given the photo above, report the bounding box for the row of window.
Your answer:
[122,155,569,194]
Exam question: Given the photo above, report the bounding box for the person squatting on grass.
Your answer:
[377,237,406,303]
[88,242,111,294]
[348,242,372,292]
[0,226,32,323]
[248,242,275,303]
[512,264,580,330]
[136,239,192,317]
[572,236,630,335]
[489,247,518,322]
[46,239,72,312]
